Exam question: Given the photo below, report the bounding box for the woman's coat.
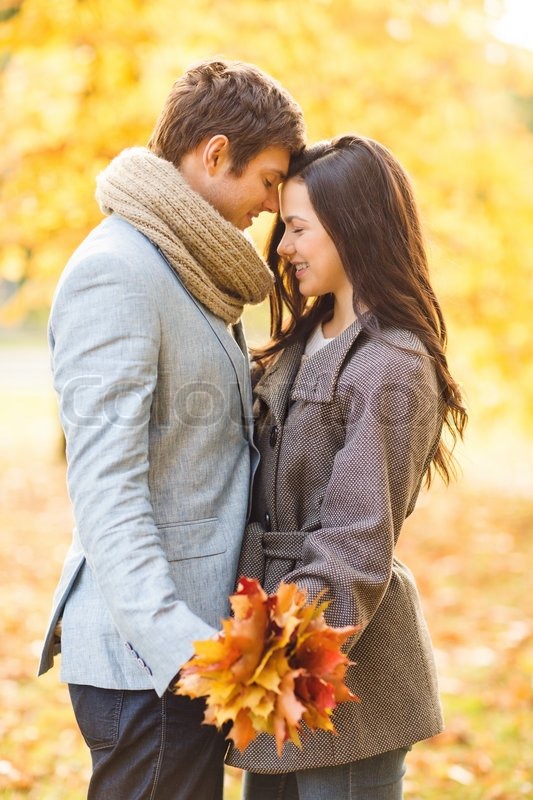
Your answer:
[226,318,445,773]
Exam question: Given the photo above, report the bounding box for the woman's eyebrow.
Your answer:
[282,214,308,223]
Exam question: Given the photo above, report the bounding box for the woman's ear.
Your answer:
[202,134,230,175]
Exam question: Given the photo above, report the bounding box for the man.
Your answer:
[38,59,305,799]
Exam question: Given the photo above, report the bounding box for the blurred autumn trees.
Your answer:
[1,0,532,431]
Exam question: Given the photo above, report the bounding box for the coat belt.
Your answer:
[262,530,305,561]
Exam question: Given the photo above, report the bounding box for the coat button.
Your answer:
[269,425,279,447]
[264,512,271,531]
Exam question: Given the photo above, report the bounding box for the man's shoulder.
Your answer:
[56,216,180,301]
[51,217,199,330]
[70,216,159,271]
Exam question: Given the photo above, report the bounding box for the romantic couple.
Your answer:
[38,59,467,799]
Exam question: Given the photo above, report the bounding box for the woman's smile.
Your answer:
[293,261,309,277]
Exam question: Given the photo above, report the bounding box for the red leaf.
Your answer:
[174,578,362,756]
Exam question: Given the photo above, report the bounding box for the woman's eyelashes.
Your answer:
[282,224,303,234]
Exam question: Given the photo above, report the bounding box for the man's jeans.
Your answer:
[241,747,410,800]
[68,684,227,800]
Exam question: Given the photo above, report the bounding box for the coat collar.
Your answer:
[255,316,367,420]
[292,316,366,402]
[254,337,304,423]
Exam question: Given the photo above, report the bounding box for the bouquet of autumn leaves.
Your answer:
[174,577,360,756]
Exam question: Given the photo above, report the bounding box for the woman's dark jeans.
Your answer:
[242,747,410,800]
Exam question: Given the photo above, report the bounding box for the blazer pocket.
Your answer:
[157,517,225,561]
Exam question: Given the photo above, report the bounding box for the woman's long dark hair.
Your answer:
[254,134,467,485]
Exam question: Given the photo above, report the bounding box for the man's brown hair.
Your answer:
[148,59,306,174]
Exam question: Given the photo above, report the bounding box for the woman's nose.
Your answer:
[277,232,293,257]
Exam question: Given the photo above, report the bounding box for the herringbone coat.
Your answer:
[226,318,445,773]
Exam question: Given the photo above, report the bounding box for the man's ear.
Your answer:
[202,134,230,175]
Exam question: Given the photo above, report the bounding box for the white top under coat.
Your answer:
[304,323,334,358]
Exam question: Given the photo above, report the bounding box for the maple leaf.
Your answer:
[230,708,258,752]
[175,578,361,756]
[294,627,353,676]
[228,577,269,683]
[296,675,336,712]
[272,669,306,755]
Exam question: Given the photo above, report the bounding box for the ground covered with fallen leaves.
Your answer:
[1,341,531,799]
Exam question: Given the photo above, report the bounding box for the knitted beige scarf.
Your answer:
[95,147,274,324]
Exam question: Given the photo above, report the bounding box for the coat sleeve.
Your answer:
[247,349,442,641]
[50,251,215,696]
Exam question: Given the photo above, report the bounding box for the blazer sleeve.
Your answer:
[50,251,215,696]
[246,349,442,642]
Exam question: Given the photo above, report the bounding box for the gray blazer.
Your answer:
[38,216,255,697]
[227,318,445,772]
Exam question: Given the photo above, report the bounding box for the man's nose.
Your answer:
[263,186,280,214]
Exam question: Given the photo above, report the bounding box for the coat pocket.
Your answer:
[157,517,225,561]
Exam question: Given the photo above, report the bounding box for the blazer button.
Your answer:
[264,512,272,531]
[269,425,279,447]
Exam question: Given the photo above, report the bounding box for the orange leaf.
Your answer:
[230,708,258,752]
[174,578,361,756]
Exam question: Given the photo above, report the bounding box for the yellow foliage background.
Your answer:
[1,0,533,438]
[0,1,532,798]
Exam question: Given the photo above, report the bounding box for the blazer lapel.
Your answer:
[157,246,254,439]
[193,307,254,439]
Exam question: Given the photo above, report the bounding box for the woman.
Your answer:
[226,135,467,799]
